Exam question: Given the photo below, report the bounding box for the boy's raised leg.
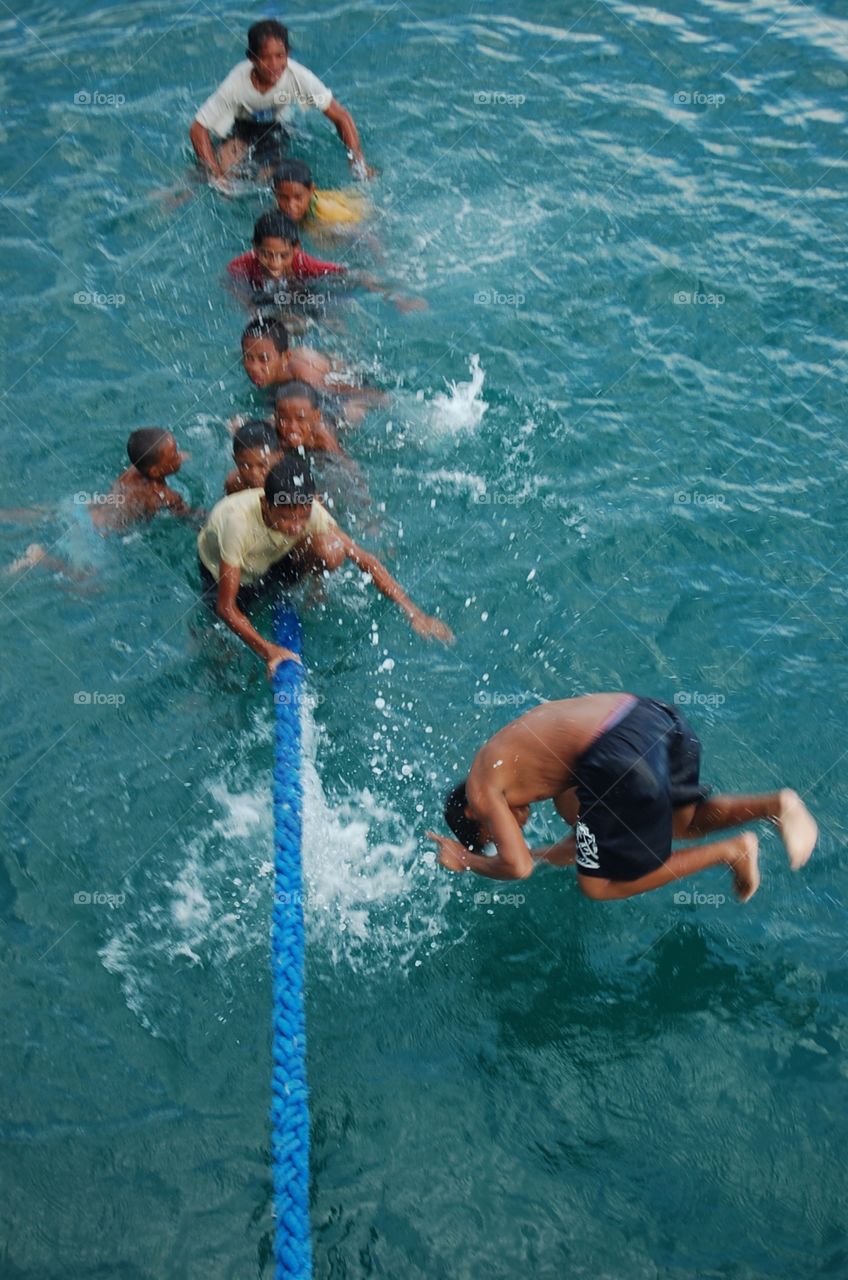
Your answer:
[680,789,817,869]
[578,831,760,903]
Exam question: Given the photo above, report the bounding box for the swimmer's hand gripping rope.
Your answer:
[270,605,312,1278]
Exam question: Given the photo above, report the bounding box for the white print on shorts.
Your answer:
[575,821,600,870]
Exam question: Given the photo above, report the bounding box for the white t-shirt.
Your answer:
[195,59,333,138]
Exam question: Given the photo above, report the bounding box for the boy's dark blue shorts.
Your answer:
[233,117,289,165]
[573,697,710,882]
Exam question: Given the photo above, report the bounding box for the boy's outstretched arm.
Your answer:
[215,561,300,679]
[314,529,453,642]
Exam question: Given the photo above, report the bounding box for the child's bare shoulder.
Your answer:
[288,346,331,382]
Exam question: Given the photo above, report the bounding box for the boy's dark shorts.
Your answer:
[232,117,289,166]
[573,698,710,882]
[198,556,305,609]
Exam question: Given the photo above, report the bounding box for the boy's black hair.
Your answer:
[246,19,290,58]
[252,210,299,248]
[273,159,314,189]
[242,316,289,353]
[444,782,486,852]
[275,381,320,409]
[233,419,278,455]
[127,428,172,476]
[264,453,317,508]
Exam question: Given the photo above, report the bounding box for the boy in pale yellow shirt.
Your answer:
[198,453,453,676]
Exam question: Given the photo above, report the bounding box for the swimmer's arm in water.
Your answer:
[310,528,454,642]
[215,560,300,679]
[429,787,535,880]
[322,99,374,177]
[189,121,224,179]
[347,271,427,314]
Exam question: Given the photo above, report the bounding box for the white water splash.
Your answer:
[100,712,458,1031]
[428,354,487,433]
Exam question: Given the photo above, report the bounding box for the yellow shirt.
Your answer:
[197,489,336,584]
[310,188,371,226]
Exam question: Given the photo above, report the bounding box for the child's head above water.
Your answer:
[262,451,316,537]
[245,20,290,89]
[232,419,280,490]
[273,159,315,224]
[241,316,289,387]
[274,381,323,449]
[127,429,182,479]
[252,210,300,279]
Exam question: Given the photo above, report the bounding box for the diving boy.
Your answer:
[198,454,453,677]
[428,694,817,903]
[189,19,371,183]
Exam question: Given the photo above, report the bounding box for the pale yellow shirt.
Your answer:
[198,489,336,584]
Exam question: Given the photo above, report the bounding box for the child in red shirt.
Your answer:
[228,210,426,313]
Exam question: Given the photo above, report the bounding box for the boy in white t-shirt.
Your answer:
[189,19,372,184]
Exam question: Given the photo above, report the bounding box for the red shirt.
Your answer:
[227,248,345,287]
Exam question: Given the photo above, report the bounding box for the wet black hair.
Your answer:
[246,19,290,59]
[264,453,316,509]
[444,782,486,852]
[252,210,299,248]
[242,316,289,353]
[233,419,278,456]
[275,381,320,409]
[127,428,173,475]
[273,159,314,189]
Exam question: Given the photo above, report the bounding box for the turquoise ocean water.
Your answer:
[2,2,847,1276]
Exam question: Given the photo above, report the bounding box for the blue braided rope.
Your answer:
[270,605,312,1279]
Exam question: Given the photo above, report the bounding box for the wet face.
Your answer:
[234,446,277,490]
[261,494,313,537]
[274,396,321,449]
[242,336,282,387]
[274,180,314,223]
[250,36,288,89]
[254,235,296,280]
[149,435,184,478]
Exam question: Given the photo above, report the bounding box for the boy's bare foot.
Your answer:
[7,543,47,574]
[775,788,818,870]
[728,832,760,902]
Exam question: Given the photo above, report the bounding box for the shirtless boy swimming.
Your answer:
[428,693,817,903]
